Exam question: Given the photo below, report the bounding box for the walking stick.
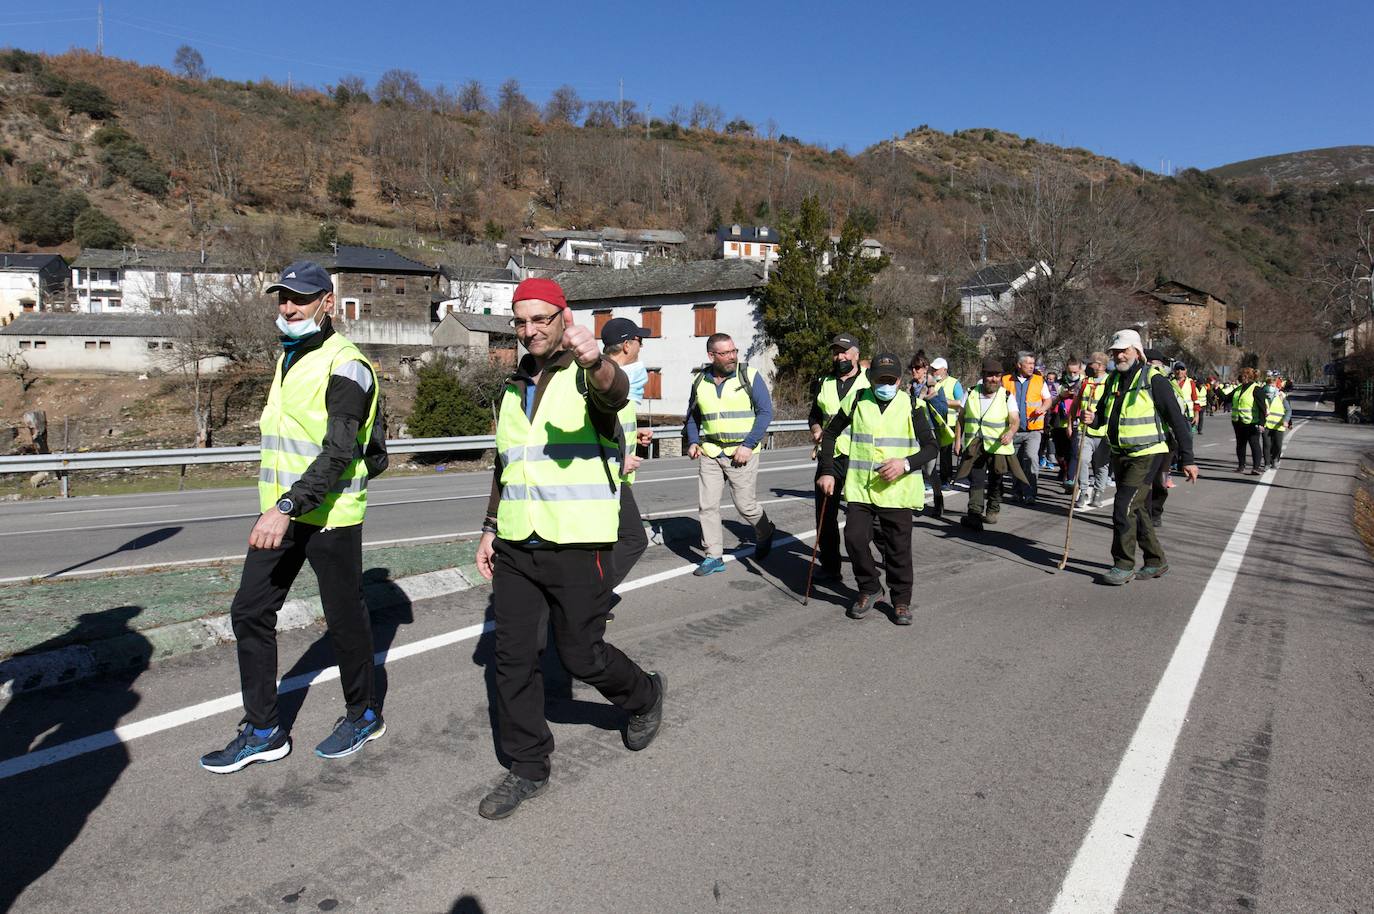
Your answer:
[1057,413,1085,571]
[804,490,830,604]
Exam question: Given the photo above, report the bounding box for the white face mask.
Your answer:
[276,297,327,338]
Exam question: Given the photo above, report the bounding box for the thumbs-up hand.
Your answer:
[561,313,601,368]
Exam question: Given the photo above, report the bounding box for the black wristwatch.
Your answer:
[275,496,295,516]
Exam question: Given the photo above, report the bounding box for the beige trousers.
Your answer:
[697,450,765,558]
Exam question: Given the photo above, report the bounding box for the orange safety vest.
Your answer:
[1002,372,1047,431]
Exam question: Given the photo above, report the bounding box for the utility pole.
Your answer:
[618,78,624,132]
[96,0,103,56]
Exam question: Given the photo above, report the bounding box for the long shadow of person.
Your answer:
[273,566,414,734]
[447,896,487,914]
[0,606,151,914]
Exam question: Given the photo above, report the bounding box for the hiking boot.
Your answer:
[1090,492,1105,508]
[478,771,549,820]
[1139,562,1170,579]
[753,517,776,561]
[984,510,1000,525]
[1099,566,1136,586]
[693,556,726,576]
[1075,493,1092,510]
[315,710,386,759]
[199,722,291,774]
[624,671,666,751]
[847,591,880,619]
[893,604,913,625]
[959,513,984,532]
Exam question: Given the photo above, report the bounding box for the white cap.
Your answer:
[930,357,948,370]
[1107,329,1143,353]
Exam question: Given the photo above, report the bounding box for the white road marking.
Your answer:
[0,528,821,779]
[41,503,180,516]
[1049,422,1304,913]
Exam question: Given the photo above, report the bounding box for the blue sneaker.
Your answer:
[199,722,291,774]
[693,556,726,576]
[315,711,386,759]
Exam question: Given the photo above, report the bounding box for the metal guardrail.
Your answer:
[0,420,812,474]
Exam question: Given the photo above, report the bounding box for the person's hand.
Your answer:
[1182,464,1200,483]
[731,445,754,467]
[810,425,823,444]
[878,458,908,481]
[560,315,601,368]
[688,443,700,460]
[636,428,653,448]
[1082,409,1095,425]
[998,430,1015,446]
[476,532,497,580]
[248,509,289,550]
[817,474,835,497]
[623,453,643,474]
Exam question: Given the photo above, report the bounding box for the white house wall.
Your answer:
[0,272,45,321]
[71,266,253,313]
[0,335,228,373]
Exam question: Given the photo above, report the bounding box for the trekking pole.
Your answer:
[804,491,829,604]
[1057,413,1085,571]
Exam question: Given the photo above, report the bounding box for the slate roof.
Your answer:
[1144,279,1227,306]
[599,228,686,245]
[0,253,65,272]
[959,260,1042,297]
[442,265,517,283]
[510,255,598,273]
[70,248,251,272]
[311,245,437,275]
[558,260,767,303]
[715,224,780,243]
[0,312,178,337]
[453,312,516,335]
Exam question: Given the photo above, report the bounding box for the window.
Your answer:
[743,243,752,256]
[394,277,406,295]
[85,341,97,350]
[33,340,45,349]
[693,303,716,337]
[18,340,31,349]
[593,310,612,334]
[639,307,662,338]
[161,341,174,350]
[109,298,121,309]
[154,272,169,295]
[147,341,159,350]
[362,301,373,316]
[99,340,111,350]
[378,277,388,289]
[180,274,195,293]
[361,275,373,293]
[729,242,738,252]
[644,368,662,400]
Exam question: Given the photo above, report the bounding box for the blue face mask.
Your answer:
[276,297,326,339]
[874,383,898,401]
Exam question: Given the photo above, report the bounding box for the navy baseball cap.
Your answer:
[869,352,902,382]
[830,333,860,351]
[600,317,650,346]
[264,261,333,296]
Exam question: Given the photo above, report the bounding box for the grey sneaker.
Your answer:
[624,671,665,751]
[1090,492,1105,508]
[478,772,549,820]
[1099,566,1136,586]
[314,711,386,759]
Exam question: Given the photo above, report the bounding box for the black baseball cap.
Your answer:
[830,333,860,351]
[600,317,650,347]
[869,352,902,383]
[264,260,333,296]
[1144,347,1167,364]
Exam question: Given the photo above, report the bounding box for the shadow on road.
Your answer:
[43,526,183,579]
[447,896,487,914]
[0,606,150,914]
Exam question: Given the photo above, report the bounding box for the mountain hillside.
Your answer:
[1209,146,1374,187]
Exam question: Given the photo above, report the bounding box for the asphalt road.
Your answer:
[1,391,1371,913]
[0,448,819,582]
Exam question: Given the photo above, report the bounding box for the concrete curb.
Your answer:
[0,566,482,701]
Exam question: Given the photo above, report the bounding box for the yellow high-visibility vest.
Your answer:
[845,389,924,509]
[694,366,758,458]
[1101,366,1168,457]
[815,373,869,457]
[962,388,1014,456]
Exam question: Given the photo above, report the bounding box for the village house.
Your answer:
[431,311,519,366]
[0,253,67,322]
[556,259,771,416]
[69,248,254,314]
[958,260,1051,326]
[716,224,781,262]
[313,245,440,323]
[519,228,686,267]
[1131,280,1231,351]
[437,264,519,316]
[0,312,227,374]
[507,254,598,281]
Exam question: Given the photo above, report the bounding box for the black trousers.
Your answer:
[1263,428,1284,467]
[607,484,648,590]
[1150,442,1177,525]
[492,540,656,781]
[843,501,914,606]
[1233,422,1262,470]
[938,443,955,485]
[230,521,374,730]
[815,454,848,574]
[1110,452,1168,569]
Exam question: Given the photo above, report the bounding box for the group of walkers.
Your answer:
[198,265,1294,824]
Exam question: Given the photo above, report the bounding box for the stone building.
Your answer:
[314,245,441,324]
[1133,280,1230,351]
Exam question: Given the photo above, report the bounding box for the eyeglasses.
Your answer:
[508,312,563,331]
[710,348,738,357]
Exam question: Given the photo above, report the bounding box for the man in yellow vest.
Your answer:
[1083,329,1199,585]
[929,357,965,489]
[1072,351,1111,510]
[686,332,776,575]
[473,278,664,819]
[956,357,1023,531]
[816,353,937,624]
[808,332,867,581]
[200,261,384,774]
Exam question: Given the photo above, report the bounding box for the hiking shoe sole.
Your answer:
[200,739,292,774]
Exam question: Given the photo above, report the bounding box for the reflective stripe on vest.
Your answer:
[963,388,1014,455]
[257,333,377,527]
[1102,366,1168,456]
[1264,391,1287,430]
[696,367,756,458]
[816,373,869,457]
[844,389,923,509]
[495,366,620,544]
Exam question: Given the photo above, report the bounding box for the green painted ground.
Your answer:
[0,538,480,659]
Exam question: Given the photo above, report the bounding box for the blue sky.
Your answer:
[4,0,1369,170]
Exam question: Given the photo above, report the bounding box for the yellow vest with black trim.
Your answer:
[1264,390,1287,430]
[962,388,1014,455]
[1101,366,1168,457]
[695,365,758,458]
[495,366,620,544]
[1231,382,1260,425]
[258,333,377,528]
[935,374,962,427]
[815,373,869,457]
[1169,377,1194,419]
[845,389,924,509]
[1080,376,1108,438]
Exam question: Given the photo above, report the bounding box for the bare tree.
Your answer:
[543,85,584,125]
[173,45,207,80]
[375,69,434,108]
[457,80,489,114]
[1311,206,1374,338]
[3,351,37,392]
